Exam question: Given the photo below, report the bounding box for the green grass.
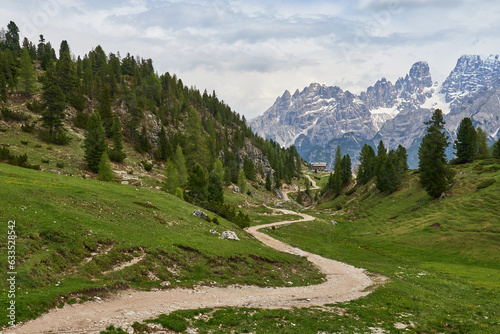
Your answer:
[140,162,500,333]
[0,163,323,327]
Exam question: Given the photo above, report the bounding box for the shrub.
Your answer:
[108,149,126,163]
[56,162,65,169]
[153,314,188,332]
[21,121,36,133]
[73,111,89,129]
[39,130,71,145]
[41,158,50,164]
[26,99,44,113]
[1,107,30,122]
[21,140,29,145]
[212,217,220,225]
[142,160,153,171]
[477,179,495,190]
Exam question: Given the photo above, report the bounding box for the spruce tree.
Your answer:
[157,126,169,161]
[418,109,454,198]
[454,117,477,163]
[375,140,388,192]
[84,111,107,173]
[243,156,256,182]
[0,72,7,102]
[358,144,376,184]
[98,84,113,137]
[19,48,36,96]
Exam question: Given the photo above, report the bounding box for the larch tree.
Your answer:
[19,48,36,96]
[476,127,490,159]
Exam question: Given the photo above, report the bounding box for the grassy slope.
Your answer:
[142,161,500,334]
[0,163,323,327]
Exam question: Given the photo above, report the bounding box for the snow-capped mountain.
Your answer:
[250,55,500,169]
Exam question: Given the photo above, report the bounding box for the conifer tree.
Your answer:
[341,154,352,185]
[493,138,500,159]
[476,127,490,159]
[109,115,126,162]
[41,65,66,137]
[0,71,7,102]
[187,163,208,202]
[243,156,256,182]
[5,21,20,55]
[238,169,247,194]
[418,109,454,198]
[207,170,224,204]
[265,172,272,191]
[375,140,388,191]
[157,126,169,161]
[358,144,376,184]
[175,145,188,186]
[97,152,114,182]
[214,158,224,179]
[98,84,113,136]
[163,160,179,195]
[84,111,107,173]
[19,48,36,96]
[331,145,343,194]
[454,117,477,163]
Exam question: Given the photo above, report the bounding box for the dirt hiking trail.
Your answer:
[6,208,383,334]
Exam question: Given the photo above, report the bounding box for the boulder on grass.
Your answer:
[192,209,208,220]
[221,231,240,241]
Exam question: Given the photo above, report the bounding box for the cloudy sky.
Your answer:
[2,0,500,119]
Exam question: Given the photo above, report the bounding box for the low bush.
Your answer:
[1,107,30,122]
[477,178,495,189]
[142,160,153,171]
[39,130,71,145]
[21,121,36,133]
[26,99,44,113]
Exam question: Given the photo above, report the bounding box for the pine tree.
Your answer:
[207,170,224,204]
[454,117,477,163]
[358,144,376,184]
[476,127,490,159]
[174,145,188,186]
[238,169,247,194]
[418,109,454,198]
[97,152,114,182]
[84,112,107,173]
[5,21,20,55]
[19,48,36,96]
[243,156,256,182]
[108,115,126,162]
[375,140,388,192]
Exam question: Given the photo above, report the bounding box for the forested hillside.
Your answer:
[0,21,302,218]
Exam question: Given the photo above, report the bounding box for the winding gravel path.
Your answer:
[6,208,382,334]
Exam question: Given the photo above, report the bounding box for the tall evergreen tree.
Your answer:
[243,156,256,182]
[0,72,6,102]
[454,117,477,163]
[331,145,343,194]
[187,163,208,202]
[19,48,36,96]
[97,152,114,182]
[375,140,388,191]
[108,115,126,162]
[493,138,500,159]
[207,170,224,204]
[341,154,352,185]
[476,127,490,159]
[5,21,20,55]
[98,84,113,136]
[358,144,376,184]
[41,65,66,137]
[157,126,169,161]
[84,112,107,173]
[418,109,454,198]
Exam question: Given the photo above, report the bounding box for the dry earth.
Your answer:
[4,207,384,334]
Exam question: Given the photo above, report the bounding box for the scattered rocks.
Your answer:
[209,229,220,235]
[160,281,171,287]
[233,185,241,193]
[331,220,338,225]
[221,231,240,241]
[192,210,208,220]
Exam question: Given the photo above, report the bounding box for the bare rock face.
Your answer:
[251,56,500,169]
